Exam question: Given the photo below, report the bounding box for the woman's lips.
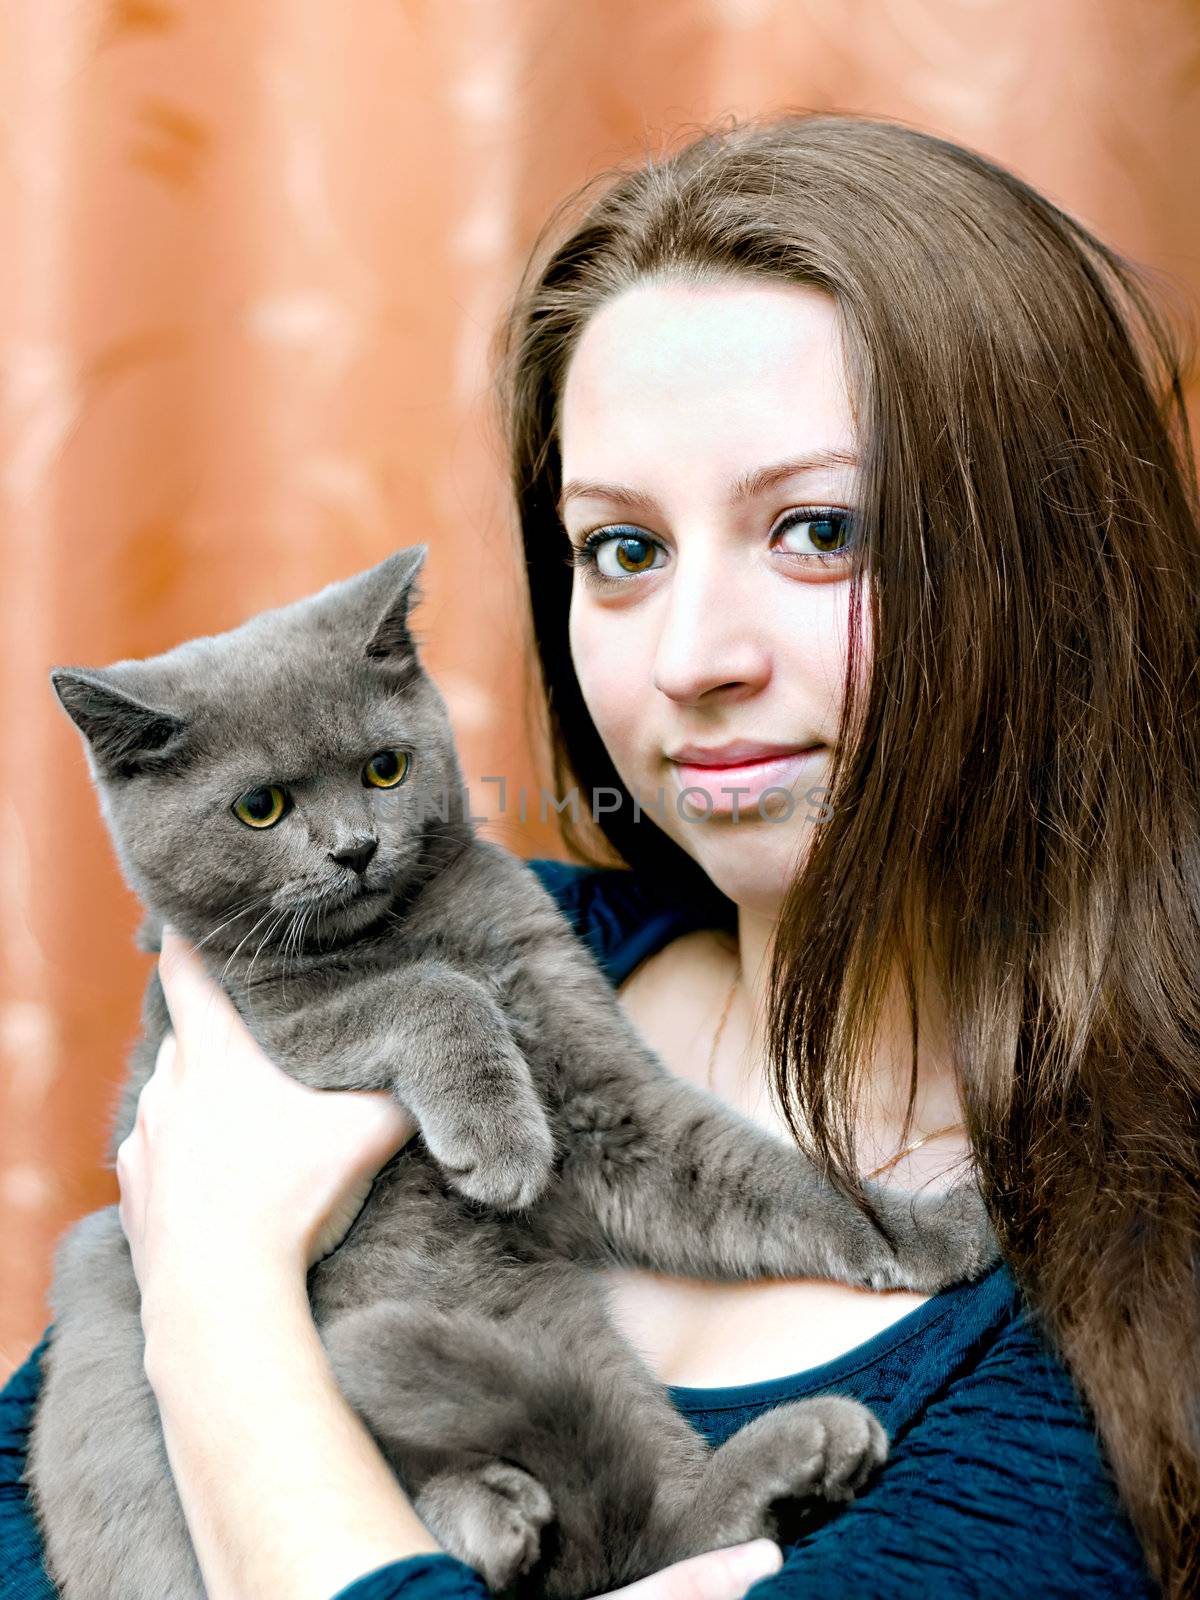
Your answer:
[669,747,826,814]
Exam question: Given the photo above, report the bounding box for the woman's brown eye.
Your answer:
[364,749,409,789]
[808,515,849,554]
[774,509,857,560]
[566,528,666,586]
[232,786,289,828]
[611,536,657,574]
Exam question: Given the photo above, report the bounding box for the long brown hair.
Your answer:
[491,111,1200,1595]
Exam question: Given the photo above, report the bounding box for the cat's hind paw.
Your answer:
[688,1394,888,1547]
[784,1394,889,1505]
[415,1461,554,1591]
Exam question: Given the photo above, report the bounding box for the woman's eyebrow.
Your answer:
[556,447,858,519]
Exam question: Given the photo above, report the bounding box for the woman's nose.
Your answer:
[650,550,770,704]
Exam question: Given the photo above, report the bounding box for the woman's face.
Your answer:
[561,276,866,918]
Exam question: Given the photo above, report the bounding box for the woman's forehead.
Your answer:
[564,278,842,389]
[559,280,856,503]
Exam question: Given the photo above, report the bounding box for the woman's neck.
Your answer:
[717,905,970,1187]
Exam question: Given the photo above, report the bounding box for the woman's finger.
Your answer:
[599,1541,783,1600]
[131,1032,177,1134]
[114,1127,143,1263]
[114,1131,135,1188]
[154,1031,177,1076]
[158,925,241,1046]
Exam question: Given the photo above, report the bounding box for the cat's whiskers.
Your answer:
[274,906,297,1002]
[279,902,313,997]
[243,906,290,994]
[191,892,278,957]
[216,902,285,991]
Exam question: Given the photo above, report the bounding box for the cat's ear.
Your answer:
[50,668,189,779]
[362,545,428,663]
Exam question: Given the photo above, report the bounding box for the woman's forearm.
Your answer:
[142,1262,444,1600]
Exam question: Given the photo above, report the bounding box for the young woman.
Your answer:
[3,112,1196,1599]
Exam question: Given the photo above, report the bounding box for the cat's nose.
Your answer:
[330,837,378,876]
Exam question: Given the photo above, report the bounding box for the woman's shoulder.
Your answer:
[523,855,717,987]
[1,1328,57,1598]
[523,854,655,921]
[836,1261,1153,1594]
[704,1261,1157,1597]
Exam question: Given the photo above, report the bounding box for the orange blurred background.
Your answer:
[3,0,1199,1380]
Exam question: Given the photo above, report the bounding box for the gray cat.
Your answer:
[27,547,998,1600]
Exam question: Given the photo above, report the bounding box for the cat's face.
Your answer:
[51,546,468,954]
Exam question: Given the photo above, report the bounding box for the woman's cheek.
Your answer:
[585,685,645,798]
[570,594,691,843]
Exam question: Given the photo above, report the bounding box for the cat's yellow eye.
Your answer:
[363,749,410,789]
[232,785,289,828]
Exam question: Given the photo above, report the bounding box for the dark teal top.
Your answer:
[0,858,1157,1599]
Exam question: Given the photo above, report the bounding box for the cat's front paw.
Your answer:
[415,1461,554,1591]
[865,1178,1000,1294]
[425,1092,557,1211]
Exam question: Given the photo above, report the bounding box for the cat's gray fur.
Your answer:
[27,548,998,1599]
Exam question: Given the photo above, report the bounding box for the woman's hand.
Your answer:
[601,1541,783,1600]
[113,928,783,1600]
[115,927,433,1600]
[116,924,415,1315]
